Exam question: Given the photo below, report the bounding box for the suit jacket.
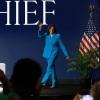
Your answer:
[38,29,68,59]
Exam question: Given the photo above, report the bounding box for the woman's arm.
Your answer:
[58,34,69,57]
[38,27,47,38]
[37,21,47,38]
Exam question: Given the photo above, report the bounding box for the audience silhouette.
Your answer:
[10,58,42,100]
[0,69,21,100]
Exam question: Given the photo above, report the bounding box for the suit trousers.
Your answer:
[41,52,57,87]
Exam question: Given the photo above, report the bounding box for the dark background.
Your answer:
[0,0,99,79]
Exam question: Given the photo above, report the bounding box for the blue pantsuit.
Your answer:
[38,29,68,87]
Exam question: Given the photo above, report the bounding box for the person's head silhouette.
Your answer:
[10,58,42,100]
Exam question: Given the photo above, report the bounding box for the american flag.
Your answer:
[79,5,99,62]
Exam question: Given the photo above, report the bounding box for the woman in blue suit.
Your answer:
[38,21,69,88]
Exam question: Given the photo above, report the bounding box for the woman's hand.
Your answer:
[66,56,69,60]
[37,20,43,28]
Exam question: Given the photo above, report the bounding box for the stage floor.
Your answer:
[40,80,89,97]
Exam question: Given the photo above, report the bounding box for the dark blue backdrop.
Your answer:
[0,0,99,79]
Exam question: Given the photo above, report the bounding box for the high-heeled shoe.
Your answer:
[50,84,55,88]
[41,83,46,87]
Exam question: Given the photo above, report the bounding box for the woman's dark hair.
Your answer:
[47,24,57,33]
